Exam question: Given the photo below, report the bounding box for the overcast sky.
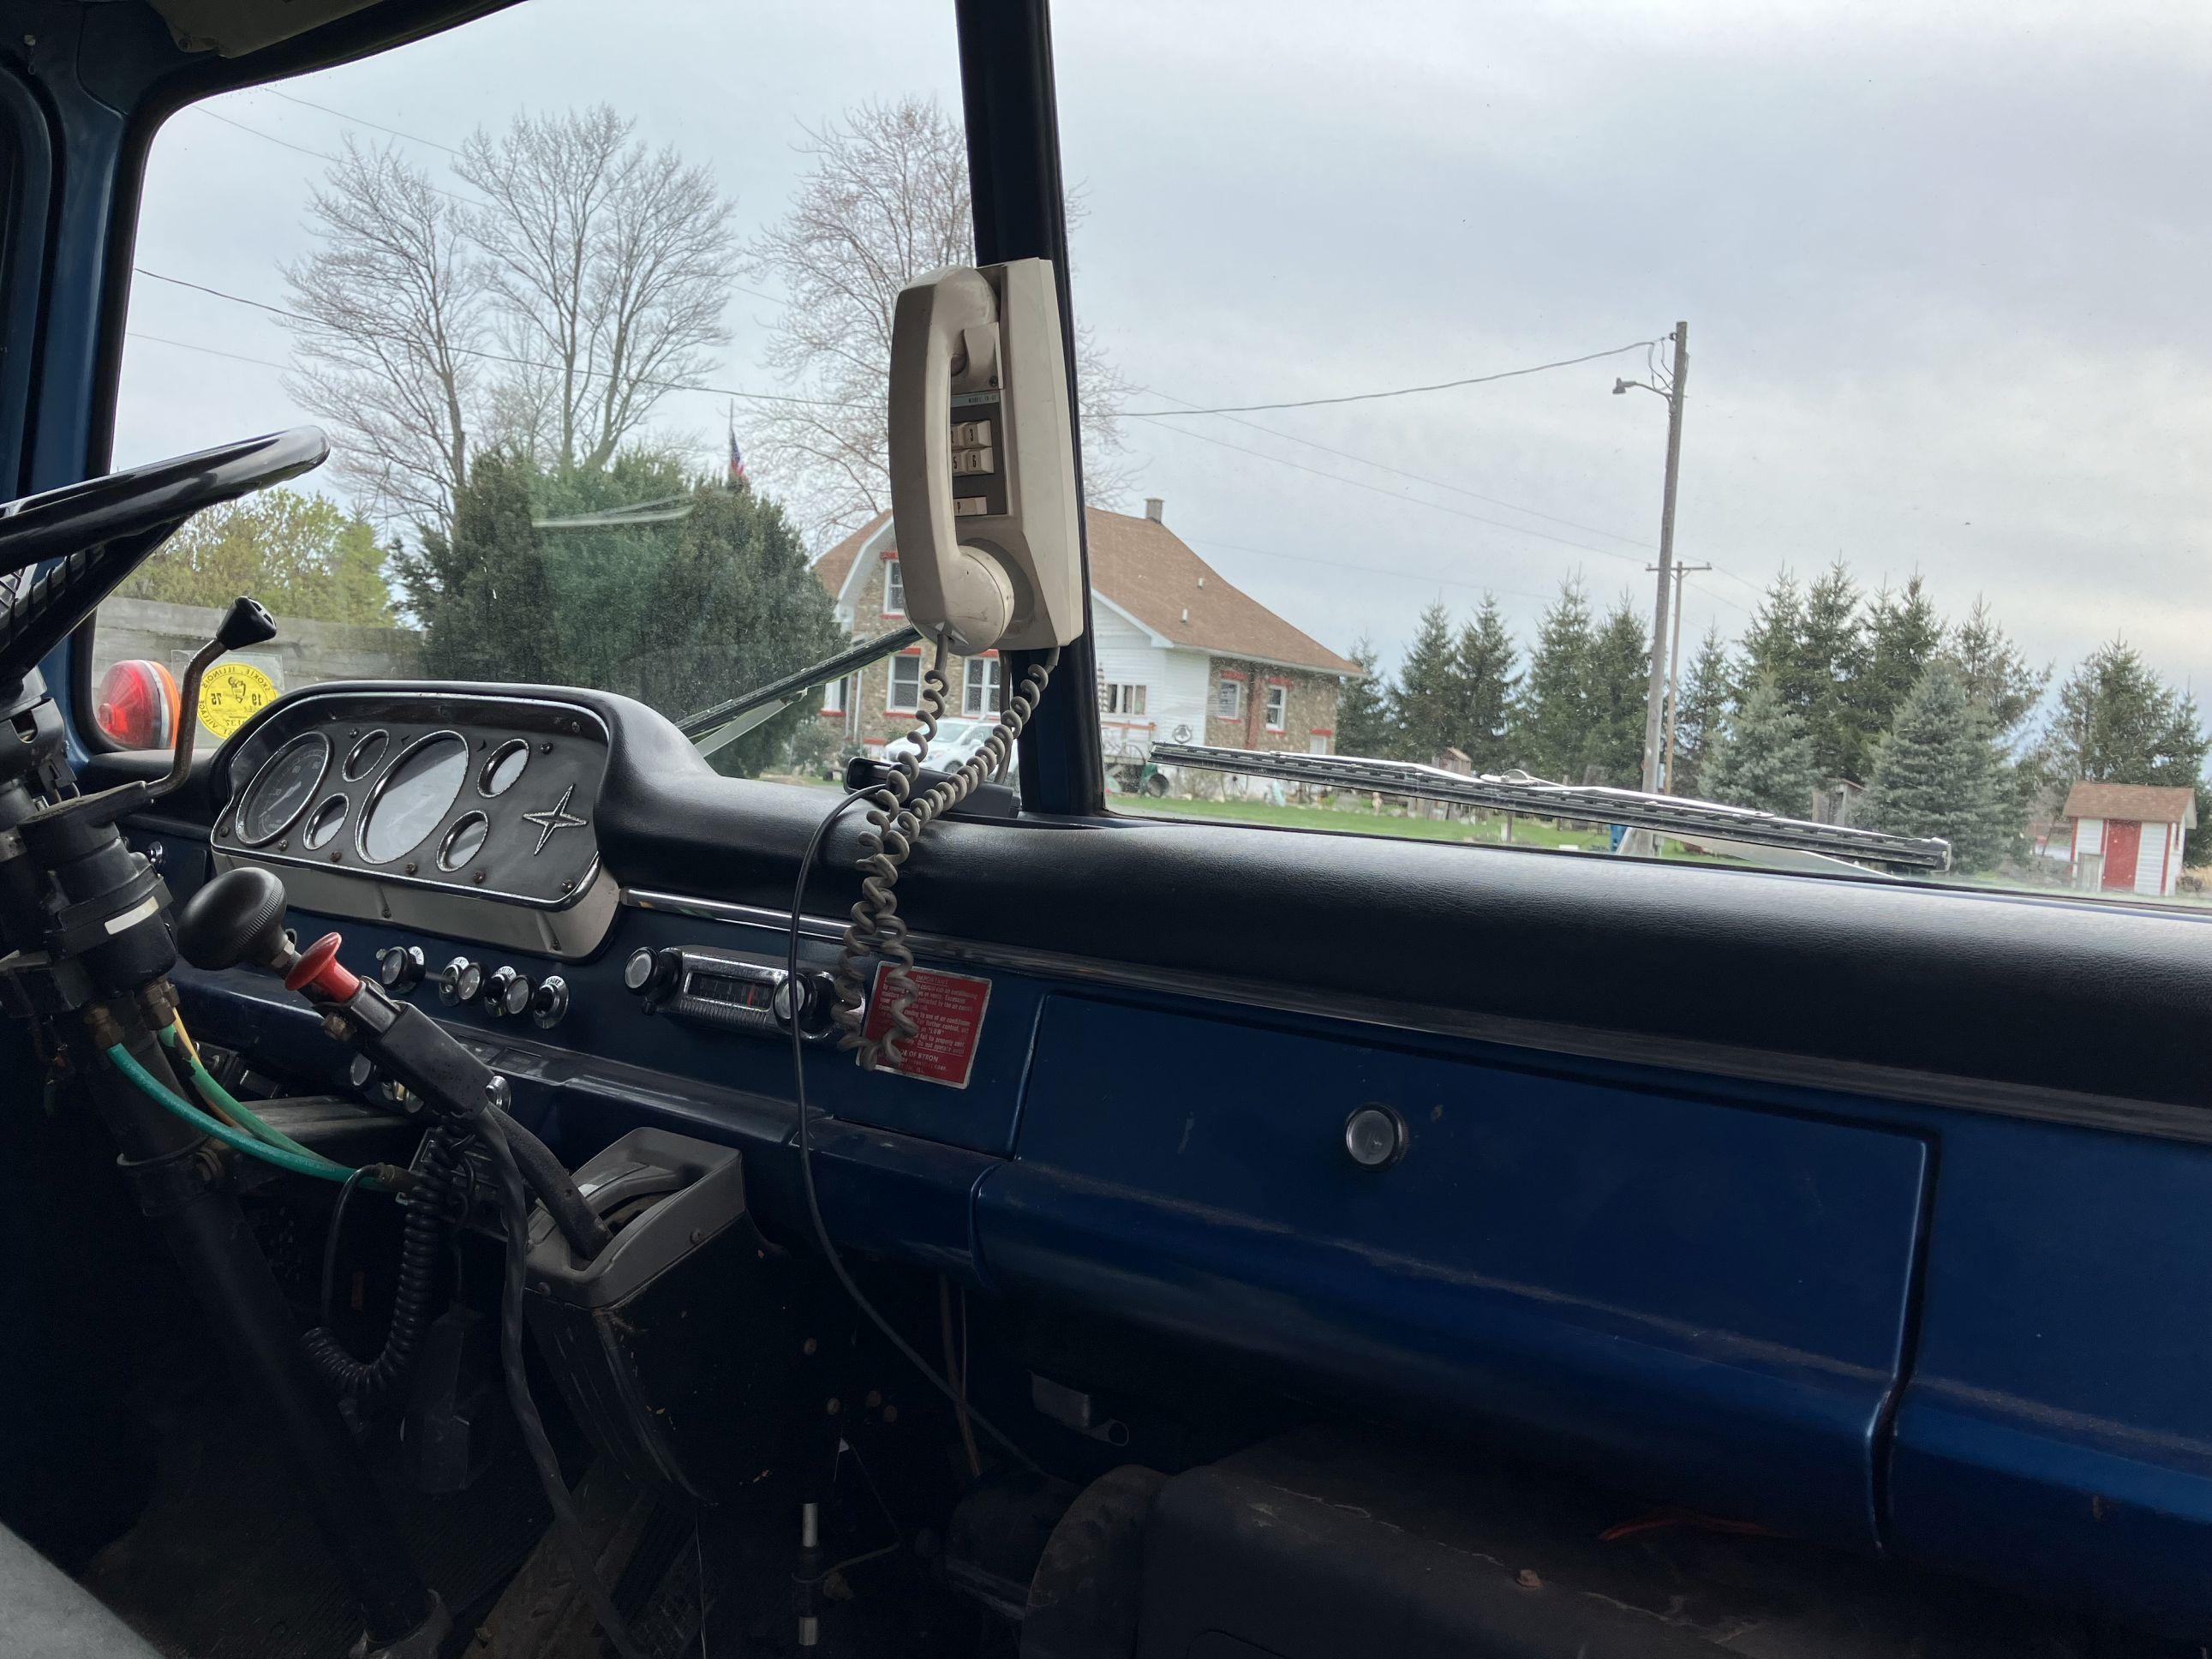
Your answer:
[117,0,2212,721]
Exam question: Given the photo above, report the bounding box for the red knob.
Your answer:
[284,931,361,1003]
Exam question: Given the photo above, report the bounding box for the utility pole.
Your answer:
[1647,560,1711,793]
[1636,321,1689,793]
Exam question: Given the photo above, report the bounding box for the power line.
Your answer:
[1184,534,1555,607]
[126,331,290,372]
[131,267,864,410]
[265,87,464,156]
[1113,341,1658,417]
[191,106,482,207]
[1130,416,1651,569]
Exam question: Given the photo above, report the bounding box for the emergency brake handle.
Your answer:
[152,596,276,804]
[887,260,1085,655]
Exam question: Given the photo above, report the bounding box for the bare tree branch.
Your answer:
[743,93,1133,541]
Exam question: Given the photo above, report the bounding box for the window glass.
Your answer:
[97,0,963,788]
[882,559,906,617]
[963,656,1001,718]
[1059,3,2212,902]
[888,653,923,714]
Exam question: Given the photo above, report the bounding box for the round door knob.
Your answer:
[439,956,483,1006]
[1343,1105,1408,1171]
[377,944,426,994]
[531,975,569,1029]
[487,966,532,1018]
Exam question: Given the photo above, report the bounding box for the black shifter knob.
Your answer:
[176,865,290,970]
[217,596,278,651]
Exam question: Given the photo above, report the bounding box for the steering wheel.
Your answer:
[0,428,328,577]
[0,428,327,698]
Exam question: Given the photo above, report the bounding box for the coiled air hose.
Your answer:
[300,1121,468,1402]
[830,639,1057,1067]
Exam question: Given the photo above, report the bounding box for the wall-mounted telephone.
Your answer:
[887,259,1085,654]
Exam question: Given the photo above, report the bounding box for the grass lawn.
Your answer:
[1124,793,1611,850]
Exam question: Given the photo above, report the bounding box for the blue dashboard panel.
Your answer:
[977,992,1931,1548]
[1887,1112,2212,1634]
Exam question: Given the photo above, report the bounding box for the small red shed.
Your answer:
[2060,782,2198,897]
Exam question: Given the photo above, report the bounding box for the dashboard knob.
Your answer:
[623,947,679,1000]
[439,956,483,1006]
[531,975,569,1029]
[376,944,426,995]
[487,966,532,1018]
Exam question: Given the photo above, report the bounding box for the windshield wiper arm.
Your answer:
[678,623,924,757]
[1147,744,1951,873]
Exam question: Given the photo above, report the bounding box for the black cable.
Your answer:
[786,789,1043,1477]
[316,1164,371,1332]
[476,1106,645,1659]
[489,1103,612,1260]
[303,1124,463,1401]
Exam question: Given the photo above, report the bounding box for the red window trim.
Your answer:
[1308,727,1335,737]
[1266,675,1291,687]
[1217,668,1248,681]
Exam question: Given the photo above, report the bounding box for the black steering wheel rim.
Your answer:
[0,427,328,578]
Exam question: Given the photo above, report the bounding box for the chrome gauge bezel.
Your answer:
[301,793,350,851]
[342,728,389,781]
[234,731,332,847]
[356,728,472,865]
[438,810,490,871]
[480,737,530,797]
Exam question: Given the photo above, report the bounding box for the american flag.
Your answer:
[726,424,747,486]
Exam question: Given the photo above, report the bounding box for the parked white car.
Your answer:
[883,716,999,771]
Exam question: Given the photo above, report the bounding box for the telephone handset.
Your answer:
[886,259,1085,653]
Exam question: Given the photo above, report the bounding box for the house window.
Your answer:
[821,674,848,715]
[1104,683,1147,716]
[887,653,922,713]
[963,656,1001,718]
[882,559,906,616]
[1215,677,1244,720]
[1264,683,1288,732]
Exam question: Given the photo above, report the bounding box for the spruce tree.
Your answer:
[1388,601,1462,764]
[2042,638,2212,860]
[1851,574,1944,778]
[1335,637,1396,759]
[1743,562,1863,782]
[1952,597,2048,740]
[1669,625,1736,798]
[1702,674,1817,818]
[1863,662,2015,872]
[1453,596,1519,772]
[1581,595,1651,787]
[1515,577,1595,781]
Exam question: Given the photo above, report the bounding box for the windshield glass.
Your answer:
[1055,2,2212,903]
[93,0,962,785]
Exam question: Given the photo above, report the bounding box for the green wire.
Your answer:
[157,1026,323,1161]
[102,1042,374,1188]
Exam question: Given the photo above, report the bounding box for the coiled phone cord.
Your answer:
[830,639,1058,1069]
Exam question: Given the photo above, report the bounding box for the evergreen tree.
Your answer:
[2042,638,2212,860]
[1453,596,1519,772]
[1862,661,2016,872]
[1515,577,1595,781]
[1388,601,1462,763]
[1952,597,2047,740]
[1669,625,1736,798]
[1702,674,1817,818]
[1743,562,1864,781]
[1851,574,1944,777]
[1581,595,1650,786]
[1334,636,1396,759]
[399,450,564,683]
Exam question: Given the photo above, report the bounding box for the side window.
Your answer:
[1264,682,1288,733]
[822,675,849,716]
[1104,683,1146,716]
[882,560,906,617]
[1214,676,1244,722]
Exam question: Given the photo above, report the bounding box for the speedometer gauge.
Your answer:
[236,733,330,846]
[358,732,469,864]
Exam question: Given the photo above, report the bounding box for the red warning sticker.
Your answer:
[863,964,993,1089]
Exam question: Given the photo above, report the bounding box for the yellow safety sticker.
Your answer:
[197,661,278,739]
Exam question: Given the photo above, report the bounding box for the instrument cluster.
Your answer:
[210,687,617,959]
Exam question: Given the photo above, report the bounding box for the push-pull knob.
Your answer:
[530,975,569,1029]
[623,947,679,1001]
[377,944,425,995]
[439,956,483,1006]
[486,966,532,1018]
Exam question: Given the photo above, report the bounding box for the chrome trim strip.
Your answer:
[619,885,2212,1147]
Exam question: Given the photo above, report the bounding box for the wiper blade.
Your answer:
[679,623,924,756]
[1147,744,1951,873]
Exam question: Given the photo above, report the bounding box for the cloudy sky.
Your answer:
[117,0,2212,718]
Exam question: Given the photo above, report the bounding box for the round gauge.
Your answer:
[236,733,332,846]
[301,794,348,851]
[480,739,530,797]
[438,812,489,871]
[343,730,388,781]
[358,732,469,864]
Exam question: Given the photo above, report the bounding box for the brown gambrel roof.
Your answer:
[2061,781,2199,828]
[813,506,1358,677]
